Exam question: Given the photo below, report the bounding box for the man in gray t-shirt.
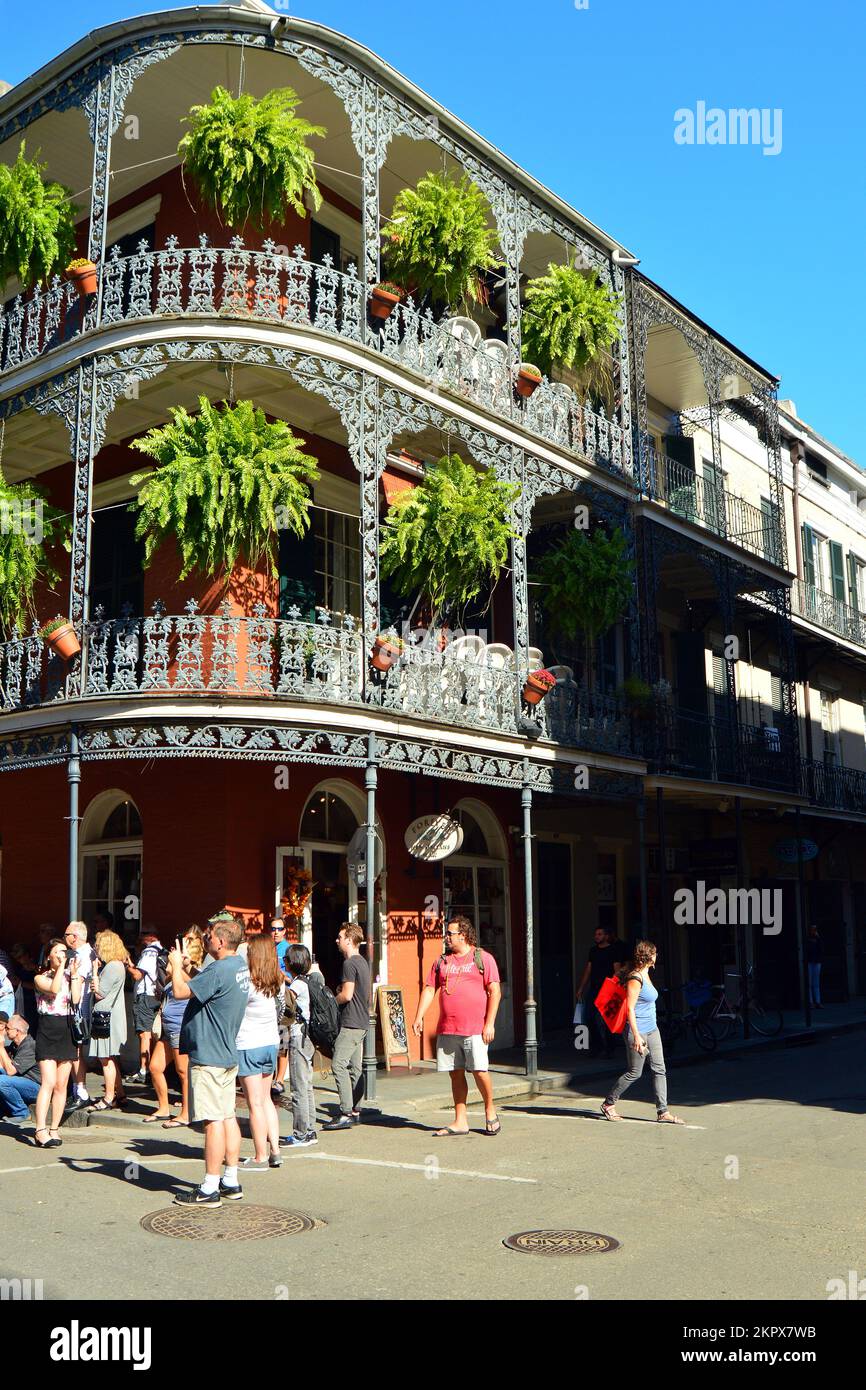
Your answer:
[323,924,371,1132]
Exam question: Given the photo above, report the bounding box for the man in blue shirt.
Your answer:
[168,912,250,1208]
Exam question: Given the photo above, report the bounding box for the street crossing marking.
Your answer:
[295,1152,538,1183]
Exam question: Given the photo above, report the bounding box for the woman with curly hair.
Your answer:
[146,926,205,1127]
[87,930,131,1112]
[601,940,684,1125]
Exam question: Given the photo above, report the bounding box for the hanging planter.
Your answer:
[370,282,403,320]
[64,258,98,299]
[40,615,81,661]
[522,668,555,705]
[371,633,404,671]
[0,142,78,292]
[515,362,542,398]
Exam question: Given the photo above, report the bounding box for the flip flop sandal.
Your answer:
[657,1112,685,1124]
[87,1099,113,1112]
[485,1118,501,1136]
[433,1127,470,1137]
[142,1113,172,1123]
[162,1118,189,1128]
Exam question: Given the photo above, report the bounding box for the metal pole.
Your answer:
[796,807,812,1029]
[637,792,648,933]
[735,796,750,1039]
[67,725,81,922]
[363,732,378,1100]
[656,787,670,978]
[521,765,537,1077]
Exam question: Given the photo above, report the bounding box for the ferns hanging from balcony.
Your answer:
[0,142,78,290]
[129,397,319,580]
[381,172,500,313]
[178,86,326,230]
[379,452,519,619]
[532,527,633,684]
[0,478,71,637]
[521,262,621,403]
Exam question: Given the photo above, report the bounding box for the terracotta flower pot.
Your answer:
[370,284,402,320]
[515,366,542,399]
[523,672,553,704]
[45,624,81,661]
[65,262,98,299]
[371,636,402,671]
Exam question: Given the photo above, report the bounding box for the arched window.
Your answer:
[80,792,143,945]
[299,789,358,844]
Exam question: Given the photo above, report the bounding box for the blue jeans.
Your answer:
[0,1074,40,1118]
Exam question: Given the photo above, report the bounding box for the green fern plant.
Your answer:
[381,172,499,313]
[521,262,621,398]
[532,527,633,686]
[178,86,325,230]
[0,143,78,290]
[129,397,319,580]
[0,478,71,637]
[379,453,519,618]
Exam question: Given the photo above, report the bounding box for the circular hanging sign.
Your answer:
[772,837,819,864]
[404,814,464,861]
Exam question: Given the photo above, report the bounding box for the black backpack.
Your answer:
[154,947,170,1000]
[306,975,340,1057]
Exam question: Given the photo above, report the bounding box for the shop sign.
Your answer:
[404,814,464,861]
[772,837,818,864]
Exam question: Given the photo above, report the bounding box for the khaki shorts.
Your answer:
[189,1064,238,1123]
[436,1034,489,1073]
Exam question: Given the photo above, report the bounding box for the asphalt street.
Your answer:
[0,1030,861,1302]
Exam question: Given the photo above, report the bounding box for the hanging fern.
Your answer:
[381,172,500,313]
[379,452,519,617]
[129,397,320,580]
[0,142,78,290]
[178,86,326,230]
[521,262,621,387]
[0,477,71,637]
[532,527,633,682]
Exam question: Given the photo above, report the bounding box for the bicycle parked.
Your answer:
[702,965,784,1040]
[658,982,718,1054]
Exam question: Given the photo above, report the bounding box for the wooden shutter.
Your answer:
[830,541,846,602]
[848,553,860,612]
[801,524,815,586]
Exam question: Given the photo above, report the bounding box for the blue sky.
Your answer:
[3,0,864,460]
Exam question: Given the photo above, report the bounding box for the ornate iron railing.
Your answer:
[640,446,778,562]
[801,758,866,814]
[0,602,638,758]
[792,579,866,647]
[0,237,628,476]
[652,705,797,792]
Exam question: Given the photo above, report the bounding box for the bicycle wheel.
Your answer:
[692,1019,717,1052]
[709,1008,735,1043]
[747,1003,783,1037]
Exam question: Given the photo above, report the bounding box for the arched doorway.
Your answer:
[443,800,512,1048]
[79,791,143,947]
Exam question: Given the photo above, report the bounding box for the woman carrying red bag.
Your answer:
[600,940,684,1125]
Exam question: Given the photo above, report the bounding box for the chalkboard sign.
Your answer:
[376,985,411,1071]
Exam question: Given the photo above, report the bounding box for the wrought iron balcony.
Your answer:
[652,705,798,792]
[0,602,638,760]
[640,446,779,563]
[792,579,866,647]
[801,758,866,814]
[0,237,628,477]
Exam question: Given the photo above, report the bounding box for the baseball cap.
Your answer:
[207,910,236,926]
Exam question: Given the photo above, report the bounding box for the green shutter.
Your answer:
[830,541,846,602]
[848,553,860,613]
[801,524,815,586]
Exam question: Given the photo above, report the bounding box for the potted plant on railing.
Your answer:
[522,667,556,705]
[380,170,499,316]
[178,86,326,230]
[521,260,621,409]
[379,452,520,639]
[531,527,633,690]
[515,362,542,398]
[0,479,71,641]
[370,632,404,671]
[618,673,654,721]
[369,281,404,320]
[129,396,319,582]
[0,141,78,293]
[40,615,81,661]
[64,257,98,299]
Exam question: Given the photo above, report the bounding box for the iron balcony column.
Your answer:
[363,731,378,1100]
[67,725,81,922]
[522,763,537,1077]
[795,807,812,1029]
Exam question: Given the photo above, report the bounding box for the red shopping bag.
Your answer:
[594,975,628,1033]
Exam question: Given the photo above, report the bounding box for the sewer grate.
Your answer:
[140,1204,321,1242]
[503,1229,621,1256]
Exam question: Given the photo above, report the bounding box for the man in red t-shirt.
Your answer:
[412,915,501,1136]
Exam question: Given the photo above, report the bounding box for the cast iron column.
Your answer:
[637,791,648,932]
[796,807,812,1029]
[67,725,81,923]
[363,731,378,1100]
[521,765,537,1076]
[735,796,750,1039]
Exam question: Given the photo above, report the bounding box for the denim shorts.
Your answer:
[237,1045,277,1077]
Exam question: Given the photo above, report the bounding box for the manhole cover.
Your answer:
[140,1204,320,1242]
[503,1229,621,1256]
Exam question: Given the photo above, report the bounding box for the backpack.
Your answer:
[154,947,170,1001]
[436,948,486,987]
[306,975,340,1057]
